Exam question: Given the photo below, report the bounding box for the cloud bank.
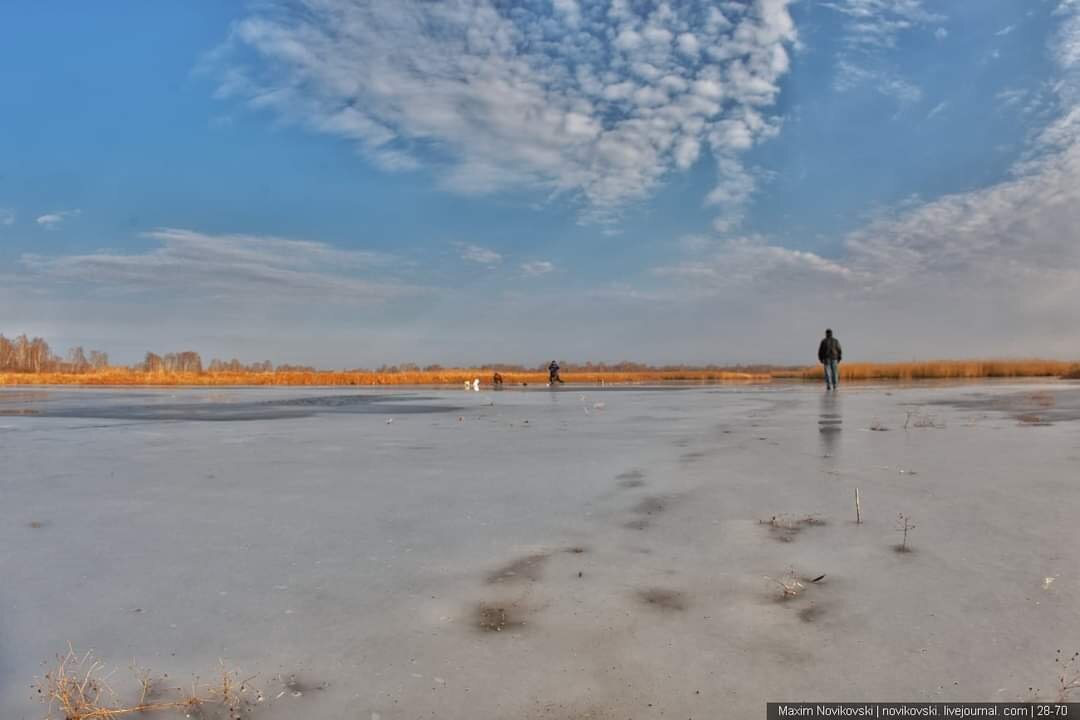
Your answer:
[647,1,1080,360]
[215,0,797,227]
[21,228,415,303]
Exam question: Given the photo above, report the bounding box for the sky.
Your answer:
[2,0,1080,367]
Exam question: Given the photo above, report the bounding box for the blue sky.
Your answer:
[3,1,1080,366]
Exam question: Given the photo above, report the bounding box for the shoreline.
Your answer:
[1,360,1077,387]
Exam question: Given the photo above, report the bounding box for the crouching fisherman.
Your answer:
[548,360,564,385]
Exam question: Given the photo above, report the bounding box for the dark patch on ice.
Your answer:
[283,674,328,695]
[615,469,646,489]
[798,604,826,623]
[637,588,688,611]
[679,450,706,463]
[474,602,528,632]
[631,496,668,516]
[623,518,650,531]
[8,392,465,422]
[564,546,588,555]
[487,553,548,584]
[27,520,47,529]
[893,544,915,554]
[759,515,827,543]
[933,389,1080,425]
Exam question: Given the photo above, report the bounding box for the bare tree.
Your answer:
[176,351,203,373]
[67,347,90,373]
[88,350,109,369]
[143,352,164,373]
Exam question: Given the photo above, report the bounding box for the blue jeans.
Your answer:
[823,360,839,389]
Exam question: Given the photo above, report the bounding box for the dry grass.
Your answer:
[3,359,1078,386]
[0,368,767,387]
[774,359,1077,381]
[1057,650,1080,702]
[35,648,254,720]
[766,567,806,600]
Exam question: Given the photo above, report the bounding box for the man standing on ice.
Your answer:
[818,329,842,390]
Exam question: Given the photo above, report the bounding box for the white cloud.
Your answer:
[824,0,943,49]
[827,1,940,102]
[655,235,852,290]
[996,88,1028,109]
[995,25,1016,37]
[835,61,921,104]
[520,260,555,277]
[926,101,948,119]
[214,0,798,226]
[21,228,415,303]
[458,243,502,266]
[0,209,14,226]
[36,209,81,229]
[879,77,923,105]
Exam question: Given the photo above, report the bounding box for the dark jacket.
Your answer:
[818,337,842,363]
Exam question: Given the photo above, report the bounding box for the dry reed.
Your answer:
[774,359,1076,381]
[35,648,253,720]
[3,359,1077,387]
[0,368,767,387]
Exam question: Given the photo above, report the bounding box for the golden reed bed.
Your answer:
[773,360,1080,381]
[1,360,1078,386]
[0,368,766,386]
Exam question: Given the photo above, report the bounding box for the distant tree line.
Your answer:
[142,353,276,374]
[0,333,273,375]
[2,332,799,376]
[0,334,109,373]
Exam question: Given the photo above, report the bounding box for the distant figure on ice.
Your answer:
[548,360,564,385]
[492,371,504,388]
[818,329,843,390]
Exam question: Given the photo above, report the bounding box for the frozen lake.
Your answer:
[2,383,1079,719]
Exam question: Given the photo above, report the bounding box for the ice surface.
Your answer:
[2,383,1080,719]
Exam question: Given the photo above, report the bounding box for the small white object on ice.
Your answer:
[593,402,605,410]
[386,418,393,424]
[472,379,480,391]
[1044,576,1056,589]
